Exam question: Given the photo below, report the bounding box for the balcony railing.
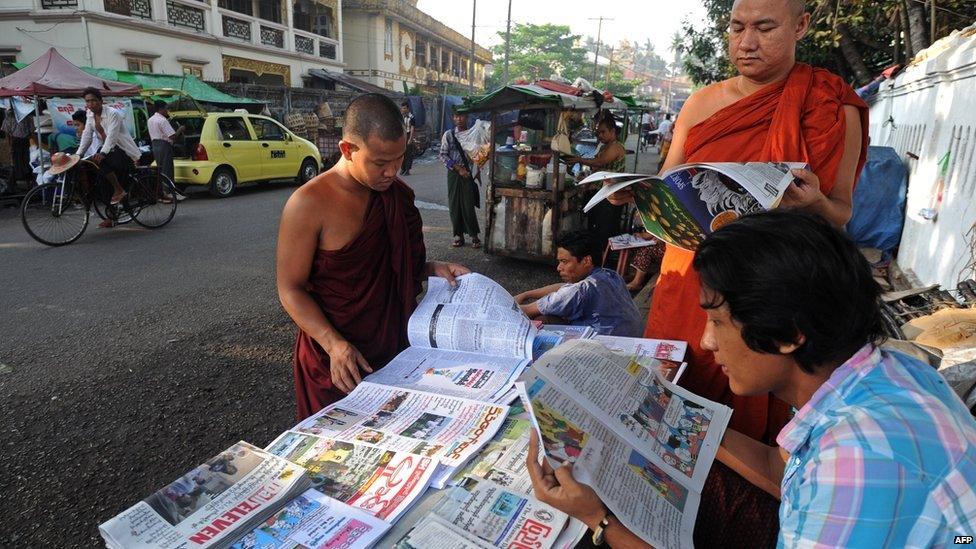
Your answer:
[222,15,251,41]
[166,1,206,32]
[295,34,314,55]
[41,0,78,7]
[104,0,152,19]
[260,26,284,49]
[319,41,337,60]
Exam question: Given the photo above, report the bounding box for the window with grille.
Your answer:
[126,57,153,73]
[181,64,204,78]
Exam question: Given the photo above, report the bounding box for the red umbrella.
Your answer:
[0,48,140,97]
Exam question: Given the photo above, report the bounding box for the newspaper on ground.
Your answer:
[265,431,435,523]
[517,339,733,548]
[593,335,688,383]
[367,273,535,403]
[229,489,390,549]
[291,381,509,487]
[393,514,495,549]
[425,476,569,549]
[608,233,660,250]
[99,441,309,549]
[580,162,806,250]
[533,324,595,360]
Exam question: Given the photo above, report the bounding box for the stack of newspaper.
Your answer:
[99,442,310,549]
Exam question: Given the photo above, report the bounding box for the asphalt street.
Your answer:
[0,139,659,547]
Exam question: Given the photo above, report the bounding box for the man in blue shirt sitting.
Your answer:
[516,230,642,336]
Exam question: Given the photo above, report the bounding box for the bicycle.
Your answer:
[20,159,178,246]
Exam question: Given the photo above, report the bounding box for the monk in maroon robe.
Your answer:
[277,94,469,420]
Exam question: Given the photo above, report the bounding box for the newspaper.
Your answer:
[394,514,495,549]
[518,339,733,548]
[367,273,535,403]
[99,442,309,549]
[229,489,390,549]
[533,324,595,360]
[593,335,688,382]
[580,162,805,250]
[408,273,536,359]
[266,431,435,523]
[426,476,569,549]
[608,233,660,250]
[291,381,509,484]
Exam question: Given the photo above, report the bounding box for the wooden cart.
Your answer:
[461,85,633,263]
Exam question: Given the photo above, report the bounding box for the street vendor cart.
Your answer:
[460,83,634,263]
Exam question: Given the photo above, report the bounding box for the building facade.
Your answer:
[342,0,491,93]
[0,0,345,87]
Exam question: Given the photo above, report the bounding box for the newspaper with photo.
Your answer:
[532,324,595,361]
[608,233,660,251]
[517,339,733,548]
[229,489,390,549]
[593,335,688,383]
[265,431,435,523]
[579,162,806,250]
[365,273,536,403]
[290,381,509,487]
[99,442,309,549]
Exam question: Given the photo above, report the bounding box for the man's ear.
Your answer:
[777,332,806,354]
[338,139,357,161]
[794,12,811,41]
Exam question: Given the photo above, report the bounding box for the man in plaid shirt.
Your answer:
[525,210,976,547]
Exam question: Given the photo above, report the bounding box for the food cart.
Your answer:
[460,84,631,263]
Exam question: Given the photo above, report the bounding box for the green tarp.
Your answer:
[11,63,260,106]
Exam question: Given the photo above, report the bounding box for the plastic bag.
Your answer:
[455,119,491,167]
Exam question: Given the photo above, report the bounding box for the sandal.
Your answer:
[470,237,482,249]
[110,191,127,205]
[452,236,464,247]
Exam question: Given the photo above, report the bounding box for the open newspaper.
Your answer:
[265,431,435,523]
[518,340,733,549]
[99,442,309,549]
[365,273,536,404]
[288,380,509,488]
[593,335,688,383]
[229,489,390,549]
[580,162,805,250]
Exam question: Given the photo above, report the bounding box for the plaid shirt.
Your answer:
[777,344,976,548]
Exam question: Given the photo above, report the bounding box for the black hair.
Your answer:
[400,101,410,108]
[82,87,102,100]
[342,93,405,142]
[555,230,599,264]
[693,210,885,374]
[71,110,87,123]
[665,114,672,120]
[154,100,168,111]
[595,110,619,135]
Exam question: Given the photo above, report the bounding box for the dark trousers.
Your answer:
[447,169,480,237]
[10,137,30,185]
[401,142,415,173]
[586,200,624,259]
[151,139,174,181]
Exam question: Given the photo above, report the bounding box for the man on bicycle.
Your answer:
[75,87,141,213]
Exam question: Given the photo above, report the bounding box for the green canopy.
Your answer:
[11,63,260,106]
[461,83,629,113]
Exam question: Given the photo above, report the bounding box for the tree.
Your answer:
[487,24,588,89]
[677,0,976,87]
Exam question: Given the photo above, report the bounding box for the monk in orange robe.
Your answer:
[617,0,868,443]
[277,94,469,420]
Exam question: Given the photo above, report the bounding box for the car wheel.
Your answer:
[210,167,236,198]
[297,158,318,185]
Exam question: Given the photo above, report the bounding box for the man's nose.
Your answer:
[738,29,760,51]
[700,325,717,352]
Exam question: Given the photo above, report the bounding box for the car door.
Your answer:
[249,117,293,179]
[215,116,262,182]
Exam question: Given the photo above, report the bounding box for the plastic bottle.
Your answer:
[516,155,527,181]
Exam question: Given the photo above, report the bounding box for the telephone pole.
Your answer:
[604,46,614,90]
[469,0,477,93]
[503,0,512,84]
[589,17,613,83]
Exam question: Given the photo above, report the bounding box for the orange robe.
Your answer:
[646,63,869,441]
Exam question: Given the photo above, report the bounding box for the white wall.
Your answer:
[869,24,976,289]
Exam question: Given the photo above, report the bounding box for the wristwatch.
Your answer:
[591,512,613,546]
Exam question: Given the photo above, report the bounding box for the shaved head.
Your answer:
[342,93,405,143]
[733,0,806,19]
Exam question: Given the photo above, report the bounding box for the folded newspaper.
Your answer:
[518,339,733,549]
[99,442,309,549]
[580,162,805,250]
[366,273,536,404]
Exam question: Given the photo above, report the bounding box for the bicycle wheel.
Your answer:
[21,180,90,246]
[127,170,177,229]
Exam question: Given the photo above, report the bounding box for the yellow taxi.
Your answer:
[169,111,321,197]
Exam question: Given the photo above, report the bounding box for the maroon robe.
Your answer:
[293,179,426,420]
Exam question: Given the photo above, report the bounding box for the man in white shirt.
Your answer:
[148,100,185,200]
[399,101,416,176]
[656,113,674,172]
[75,86,141,206]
